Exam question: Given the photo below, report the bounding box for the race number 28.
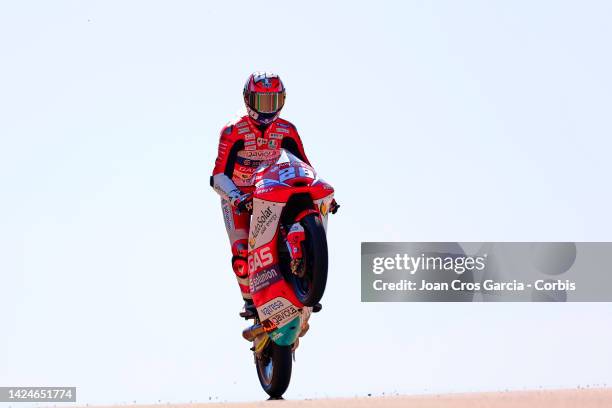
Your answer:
[279,166,314,182]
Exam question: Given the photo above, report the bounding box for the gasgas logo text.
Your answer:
[249,246,273,273]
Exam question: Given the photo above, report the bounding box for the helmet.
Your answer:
[243,72,286,125]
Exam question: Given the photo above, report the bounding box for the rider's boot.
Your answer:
[240,299,257,319]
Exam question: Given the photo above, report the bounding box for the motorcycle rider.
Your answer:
[211,72,330,318]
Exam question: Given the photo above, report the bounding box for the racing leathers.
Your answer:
[210,115,310,301]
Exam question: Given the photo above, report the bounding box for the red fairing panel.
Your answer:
[252,151,334,203]
[248,233,303,313]
[255,182,334,203]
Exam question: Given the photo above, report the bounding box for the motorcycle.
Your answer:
[240,148,337,398]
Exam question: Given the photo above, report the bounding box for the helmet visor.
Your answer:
[246,91,285,114]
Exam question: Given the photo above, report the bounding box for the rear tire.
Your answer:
[255,341,292,398]
[288,214,328,306]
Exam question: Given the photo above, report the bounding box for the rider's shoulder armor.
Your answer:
[273,117,298,133]
[220,115,250,136]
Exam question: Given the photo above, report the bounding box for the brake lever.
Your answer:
[330,200,340,215]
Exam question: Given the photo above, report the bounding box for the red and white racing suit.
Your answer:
[210,115,310,301]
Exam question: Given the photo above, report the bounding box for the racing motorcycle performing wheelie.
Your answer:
[239,148,338,398]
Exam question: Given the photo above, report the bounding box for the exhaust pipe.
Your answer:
[242,323,266,341]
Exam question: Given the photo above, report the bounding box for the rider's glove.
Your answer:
[330,199,340,214]
[233,193,253,215]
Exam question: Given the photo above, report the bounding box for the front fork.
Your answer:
[281,207,324,275]
[282,222,306,276]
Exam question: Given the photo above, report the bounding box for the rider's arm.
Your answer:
[210,125,244,206]
[281,124,311,165]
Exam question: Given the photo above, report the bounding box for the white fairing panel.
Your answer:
[249,198,285,251]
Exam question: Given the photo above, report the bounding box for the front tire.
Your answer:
[255,341,292,398]
[288,214,328,306]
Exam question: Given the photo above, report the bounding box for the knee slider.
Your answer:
[231,240,248,258]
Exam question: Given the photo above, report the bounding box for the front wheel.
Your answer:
[255,341,292,398]
[287,213,328,306]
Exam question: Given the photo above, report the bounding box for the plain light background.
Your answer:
[1,0,611,405]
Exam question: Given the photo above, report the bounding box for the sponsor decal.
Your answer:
[249,245,274,273]
[268,139,278,149]
[236,156,258,167]
[255,186,275,194]
[252,205,278,238]
[233,176,252,187]
[269,133,283,139]
[234,170,252,180]
[223,126,233,134]
[238,127,251,134]
[277,122,290,128]
[235,164,254,173]
[245,145,256,151]
[274,128,289,134]
[236,121,249,128]
[238,149,280,160]
[258,298,286,317]
[249,265,282,293]
[257,297,300,329]
[244,140,256,147]
[222,201,234,230]
[244,132,256,140]
[268,304,299,328]
[249,203,283,249]
[257,137,267,147]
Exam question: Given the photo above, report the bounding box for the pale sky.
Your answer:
[1,0,611,405]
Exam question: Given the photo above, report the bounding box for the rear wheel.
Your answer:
[287,214,328,306]
[255,341,292,398]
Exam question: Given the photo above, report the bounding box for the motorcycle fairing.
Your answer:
[314,196,334,232]
[253,150,334,203]
[247,149,334,347]
[248,197,303,346]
